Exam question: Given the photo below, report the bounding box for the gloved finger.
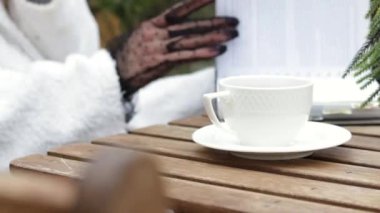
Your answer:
[168,24,231,38]
[167,29,238,52]
[167,17,238,38]
[152,0,214,27]
[164,45,227,62]
[165,0,215,24]
[168,17,238,32]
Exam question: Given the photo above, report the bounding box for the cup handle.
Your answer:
[203,91,233,133]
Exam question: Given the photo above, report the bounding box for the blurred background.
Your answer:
[89,0,215,75]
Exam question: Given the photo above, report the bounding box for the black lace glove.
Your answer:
[108,0,239,99]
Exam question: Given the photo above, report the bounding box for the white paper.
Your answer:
[216,0,376,107]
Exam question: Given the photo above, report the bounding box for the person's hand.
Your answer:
[109,0,239,97]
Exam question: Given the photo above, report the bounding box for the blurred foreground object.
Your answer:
[344,0,380,107]
[2,151,165,213]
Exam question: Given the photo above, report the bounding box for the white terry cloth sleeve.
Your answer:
[128,68,215,130]
[0,50,126,170]
[8,0,100,61]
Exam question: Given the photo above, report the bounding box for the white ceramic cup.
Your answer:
[204,76,313,147]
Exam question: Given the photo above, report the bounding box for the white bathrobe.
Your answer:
[0,0,214,170]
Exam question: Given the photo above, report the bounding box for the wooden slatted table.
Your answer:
[10,115,380,212]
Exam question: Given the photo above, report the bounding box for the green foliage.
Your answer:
[344,0,380,106]
[89,0,215,75]
[89,0,176,32]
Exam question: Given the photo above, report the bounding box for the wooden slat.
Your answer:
[48,144,380,212]
[130,125,194,141]
[345,135,380,152]
[170,116,211,128]
[171,116,380,138]
[10,155,357,213]
[175,116,380,151]
[11,155,86,179]
[164,178,362,213]
[311,147,380,169]
[132,124,193,140]
[129,124,380,169]
[90,134,380,190]
[162,123,380,153]
[346,126,380,138]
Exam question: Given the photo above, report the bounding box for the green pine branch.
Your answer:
[344,0,380,106]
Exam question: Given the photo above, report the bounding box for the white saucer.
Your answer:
[192,122,352,160]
